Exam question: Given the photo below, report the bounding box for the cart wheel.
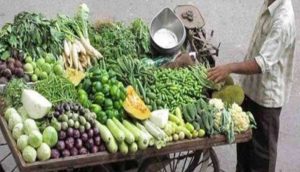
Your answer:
[138,148,219,172]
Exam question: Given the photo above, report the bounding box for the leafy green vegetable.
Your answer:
[90,18,150,61]
[4,79,28,108]
[0,12,64,60]
[130,18,150,55]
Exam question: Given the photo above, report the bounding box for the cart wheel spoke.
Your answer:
[181,151,189,171]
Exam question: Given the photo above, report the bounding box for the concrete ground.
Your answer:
[0,0,299,171]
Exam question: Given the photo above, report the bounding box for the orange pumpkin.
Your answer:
[123,86,151,120]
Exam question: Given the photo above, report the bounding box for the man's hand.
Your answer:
[208,60,261,83]
[208,64,232,83]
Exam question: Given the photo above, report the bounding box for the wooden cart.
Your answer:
[0,114,252,172]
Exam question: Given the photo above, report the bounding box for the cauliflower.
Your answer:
[209,98,225,111]
[229,103,250,132]
[213,111,222,131]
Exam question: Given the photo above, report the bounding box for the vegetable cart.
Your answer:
[0,4,255,172]
[1,110,252,172]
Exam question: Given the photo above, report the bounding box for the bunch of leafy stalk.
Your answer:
[0,12,64,60]
[89,18,151,61]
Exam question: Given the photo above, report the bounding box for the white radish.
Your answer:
[71,44,79,70]
[87,56,92,67]
[78,62,84,71]
[80,36,103,59]
[75,39,86,55]
[63,40,70,57]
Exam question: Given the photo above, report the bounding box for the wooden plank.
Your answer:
[0,114,252,172]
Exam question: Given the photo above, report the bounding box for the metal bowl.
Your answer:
[150,8,186,55]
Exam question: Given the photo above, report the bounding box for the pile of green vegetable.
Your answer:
[34,75,77,105]
[89,18,150,60]
[5,107,57,163]
[144,65,214,110]
[78,67,127,124]
[23,53,64,82]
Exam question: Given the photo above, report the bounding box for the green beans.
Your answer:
[145,65,213,110]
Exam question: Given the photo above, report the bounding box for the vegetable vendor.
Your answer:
[207,0,296,172]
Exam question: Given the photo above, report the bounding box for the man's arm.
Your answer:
[209,22,286,83]
[208,59,261,83]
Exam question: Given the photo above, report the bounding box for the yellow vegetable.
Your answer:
[65,68,85,86]
[123,86,151,120]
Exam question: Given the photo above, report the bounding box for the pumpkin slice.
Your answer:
[123,86,151,120]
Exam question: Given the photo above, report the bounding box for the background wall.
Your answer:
[0,0,299,171]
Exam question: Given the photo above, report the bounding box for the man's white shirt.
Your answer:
[241,0,296,108]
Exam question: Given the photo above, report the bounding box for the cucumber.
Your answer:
[123,120,141,141]
[185,123,195,133]
[143,120,164,140]
[146,92,156,99]
[129,142,138,153]
[175,107,183,120]
[106,137,118,153]
[138,138,148,150]
[123,120,149,145]
[112,117,135,144]
[192,130,199,138]
[192,121,200,130]
[173,134,179,141]
[169,114,181,125]
[176,126,192,139]
[107,119,125,142]
[118,141,129,155]
[202,112,211,134]
[137,79,146,99]
[178,131,185,140]
[187,104,197,120]
[182,105,192,122]
[95,121,113,143]
[196,116,204,129]
[196,99,202,112]
[135,122,154,140]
